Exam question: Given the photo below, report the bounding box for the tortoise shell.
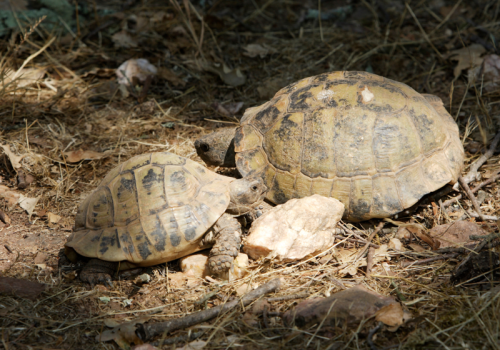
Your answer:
[66,152,232,266]
[234,71,464,221]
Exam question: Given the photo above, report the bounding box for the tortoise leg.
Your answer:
[80,259,117,288]
[209,213,242,279]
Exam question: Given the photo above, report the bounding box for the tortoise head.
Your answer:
[195,128,237,167]
[227,176,267,215]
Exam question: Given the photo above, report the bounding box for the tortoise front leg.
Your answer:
[80,259,117,287]
[208,213,242,279]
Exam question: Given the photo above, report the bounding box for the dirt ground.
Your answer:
[1,0,500,349]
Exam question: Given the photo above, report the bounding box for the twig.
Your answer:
[455,130,500,189]
[11,36,56,80]
[458,176,486,221]
[152,331,205,347]
[266,293,309,302]
[406,3,443,59]
[466,210,498,221]
[400,253,459,268]
[136,278,281,341]
[443,170,500,207]
[368,322,383,350]
[366,247,376,276]
[333,235,380,249]
[453,231,500,276]
[355,222,385,261]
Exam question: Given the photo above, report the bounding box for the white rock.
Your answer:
[243,195,344,262]
[180,251,249,279]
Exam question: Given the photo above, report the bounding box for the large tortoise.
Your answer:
[195,71,464,221]
[65,152,266,285]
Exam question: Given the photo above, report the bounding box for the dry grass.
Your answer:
[1,0,500,349]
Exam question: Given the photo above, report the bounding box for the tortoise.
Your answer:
[64,152,267,285]
[195,71,464,221]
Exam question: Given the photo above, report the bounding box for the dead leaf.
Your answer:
[18,195,40,217]
[243,43,277,58]
[429,221,488,248]
[47,212,62,224]
[0,210,11,225]
[407,226,439,250]
[375,302,404,328]
[157,67,186,87]
[116,58,157,86]
[395,227,411,240]
[0,185,20,208]
[4,67,46,87]
[388,238,404,251]
[202,62,246,87]
[1,144,25,169]
[0,277,46,300]
[408,243,426,252]
[112,30,139,48]
[98,316,150,349]
[283,285,399,329]
[63,150,106,163]
[445,44,485,78]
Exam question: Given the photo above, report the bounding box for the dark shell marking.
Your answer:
[236,71,464,221]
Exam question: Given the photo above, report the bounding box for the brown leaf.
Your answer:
[63,150,106,163]
[375,302,404,328]
[117,59,157,86]
[48,212,62,224]
[445,44,485,78]
[0,185,20,208]
[98,316,150,349]
[0,277,46,300]
[0,144,25,169]
[0,210,11,225]
[283,285,398,329]
[408,243,426,252]
[18,195,40,217]
[407,226,439,250]
[429,221,487,248]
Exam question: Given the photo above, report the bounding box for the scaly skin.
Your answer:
[80,259,117,287]
[208,213,242,277]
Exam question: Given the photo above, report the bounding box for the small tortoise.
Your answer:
[65,152,266,285]
[195,71,464,221]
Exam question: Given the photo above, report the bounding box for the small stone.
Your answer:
[180,252,249,280]
[180,251,210,278]
[244,195,344,262]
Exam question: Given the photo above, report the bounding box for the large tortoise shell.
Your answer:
[66,152,231,266]
[234,71,464,221]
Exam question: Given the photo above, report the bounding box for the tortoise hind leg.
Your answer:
[208,213,242,279]
[80,259,117,287]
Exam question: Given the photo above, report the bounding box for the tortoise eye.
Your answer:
[200,143,209,152]
[251,185,258,191]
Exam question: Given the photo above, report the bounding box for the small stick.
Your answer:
[465,210,498,221]
[355,222,385,261]
[367,322,383,350]
[442,170,500,207]
[458,176,486,221]
[266,293,309,302]
[333,235,380,249]
[456,130,500,189]
[400,253,459,268]
[136,278,281,341]
[366,247,376,276]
